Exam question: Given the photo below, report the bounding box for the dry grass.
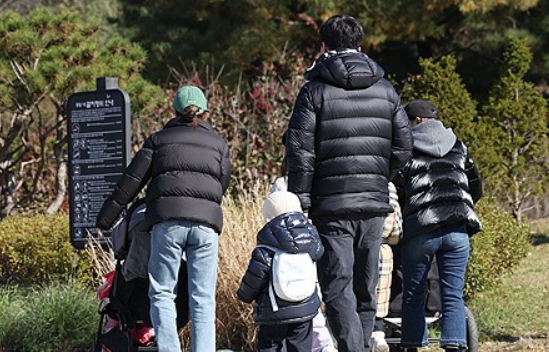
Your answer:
[178,183,268,351]
[85,233,116,279]
[214,183,267,351]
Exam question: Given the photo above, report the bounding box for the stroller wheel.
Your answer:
[465,306,479,352]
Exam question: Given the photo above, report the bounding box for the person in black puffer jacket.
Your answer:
[393,100,482,352]
[238,191,324,352]
[96,86,230,352]
[285,14,413,352]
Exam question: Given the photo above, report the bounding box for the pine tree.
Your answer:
[401,55,479,147]
[0,9,165,217]
[480,37,549,224]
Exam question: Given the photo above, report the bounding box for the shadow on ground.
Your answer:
[529,233,549,246]
[483,332,549,342]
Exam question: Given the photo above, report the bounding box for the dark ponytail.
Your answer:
[179,105,210,129]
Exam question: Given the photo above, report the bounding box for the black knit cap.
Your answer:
[404,100,439,120]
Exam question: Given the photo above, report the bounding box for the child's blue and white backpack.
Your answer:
[257,244,317,312]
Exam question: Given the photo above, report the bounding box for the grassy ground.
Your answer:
[464,218,549,351]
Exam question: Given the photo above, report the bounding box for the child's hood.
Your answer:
[257,212,321,256]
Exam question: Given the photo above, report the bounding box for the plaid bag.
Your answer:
[383,182,403,245]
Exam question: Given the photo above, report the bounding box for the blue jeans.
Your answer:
[149,220,219,352]
[400,228,470,349]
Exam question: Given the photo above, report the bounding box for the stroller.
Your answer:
[93,199,189,352]
[383,251,479,352]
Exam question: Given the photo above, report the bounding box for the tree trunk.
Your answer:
[0,171,17,218]
[512,173,523,227]
[46,117,67,215]
[46,160,66,215]
[0,111,29,218]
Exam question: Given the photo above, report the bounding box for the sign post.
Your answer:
[67,77,131,249]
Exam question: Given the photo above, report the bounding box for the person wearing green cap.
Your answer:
[172,85,210,122]
[96,85,231,352]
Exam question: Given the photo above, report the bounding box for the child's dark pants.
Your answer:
[258,320,313,352]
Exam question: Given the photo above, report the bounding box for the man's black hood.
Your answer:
[304,49,385,90]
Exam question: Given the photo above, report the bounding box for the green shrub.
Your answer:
[465,198,529,298]
[0,213,96,285]
[0,283,97,352]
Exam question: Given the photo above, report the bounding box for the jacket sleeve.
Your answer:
[220,143,231,194]
[286,85,316,212]
[96,137,154,230]
[307,222,324,262]
[465,151,483,204]
[237,247,270,304]
[389,96,413,179]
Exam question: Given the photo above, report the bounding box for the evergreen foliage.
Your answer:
[479,37,549,223]
[401,55,479,148]
[465,198,530,298]
[0,9,165,216]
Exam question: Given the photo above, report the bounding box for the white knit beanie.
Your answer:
[262,191,302,223]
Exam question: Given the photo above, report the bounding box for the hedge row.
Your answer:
[465,198,530,297]
[0,213,96,286]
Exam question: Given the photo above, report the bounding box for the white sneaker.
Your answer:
[371,331,389,352]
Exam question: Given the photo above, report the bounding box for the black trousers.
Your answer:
[257,320,313,352]
[314,215,384,352]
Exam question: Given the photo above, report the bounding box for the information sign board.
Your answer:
[67,77,130,249]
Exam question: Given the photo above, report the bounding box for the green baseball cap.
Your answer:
[172,85,209,114]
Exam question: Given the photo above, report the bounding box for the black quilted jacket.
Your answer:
[393,119,482,238]
[96,118,231,233]
[286,49,413,218]
[237,212,324,324]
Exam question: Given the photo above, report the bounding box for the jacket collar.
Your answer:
[163,117,213,131]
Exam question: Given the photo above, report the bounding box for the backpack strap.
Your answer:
[268,282,279,312]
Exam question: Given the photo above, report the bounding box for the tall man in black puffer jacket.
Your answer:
[285,14,413,352]
[393,100,482,352]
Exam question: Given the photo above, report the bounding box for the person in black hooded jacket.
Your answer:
[285,14,413,352]
[393,100,482,352]
[96,86,230,352]
[238,190,324,352]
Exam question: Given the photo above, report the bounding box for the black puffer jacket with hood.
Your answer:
[96,118,231,233]
[237,212,324,324]
[393,119,482,239]
[286,49,413,218]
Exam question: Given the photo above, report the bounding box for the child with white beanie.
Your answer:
[238,191,325,352]
[269,130,337,352]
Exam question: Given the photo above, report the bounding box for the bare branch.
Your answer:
[0,0,19,10]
